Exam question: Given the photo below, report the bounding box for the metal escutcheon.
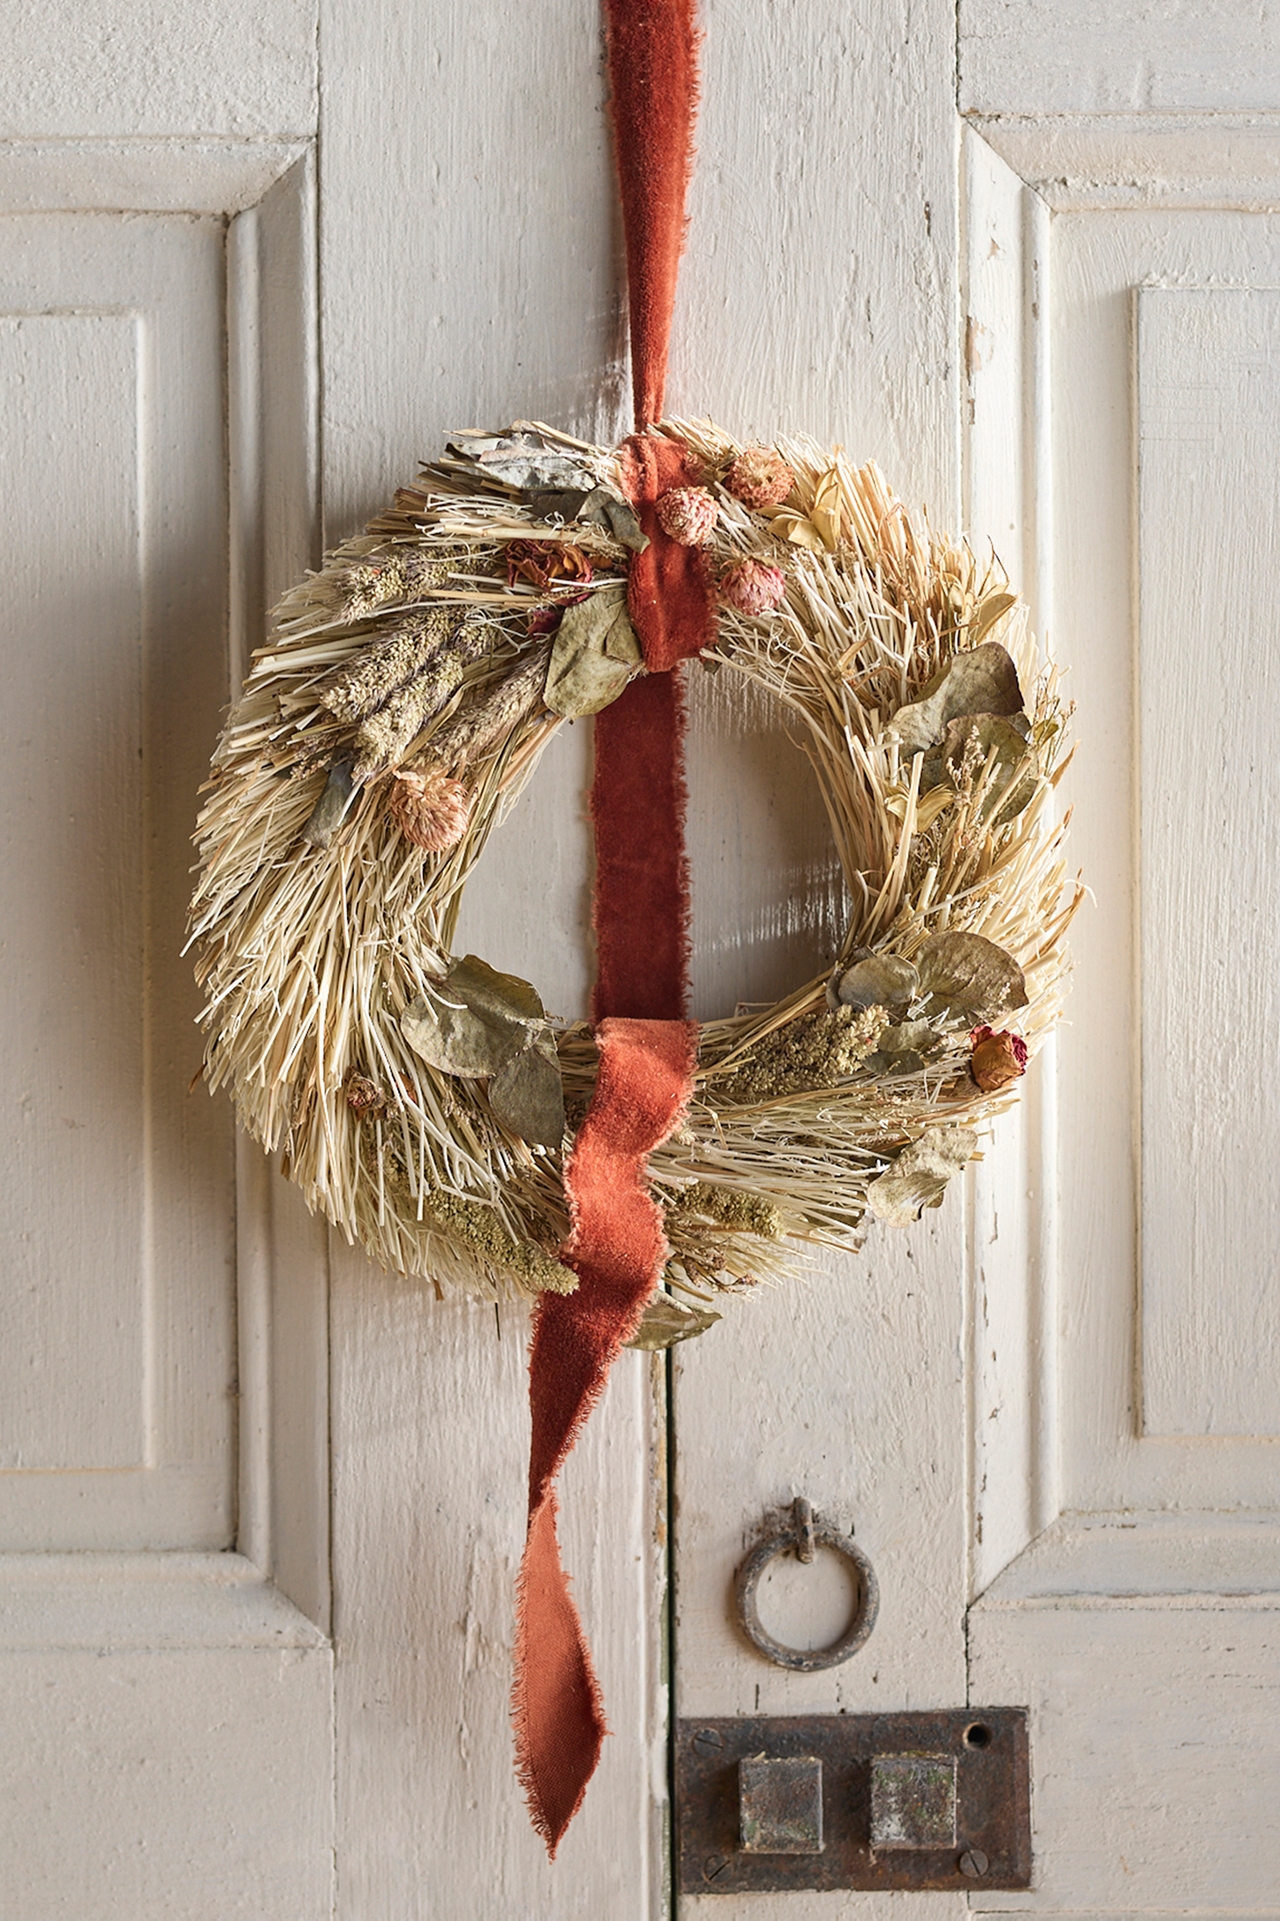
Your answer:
[734,1498,879,1671]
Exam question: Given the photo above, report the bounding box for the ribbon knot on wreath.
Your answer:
[189,0,1079,1859]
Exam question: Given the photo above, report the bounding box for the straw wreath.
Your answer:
[189,419,1079,1341]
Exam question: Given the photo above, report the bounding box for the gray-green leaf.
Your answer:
[446,953,545,1026]
[544,586,644,718]
[488,1034,566,1148]
[921,713,1038,823]
[400,953,546,1078]
[914,931,1028,1022]
[866,1126,976,1227]
[445,429,597,494]
[827,950,919,1013]
[625,1293,723,1350]
[300,758,355,849]
[401,990,521,1078]
[887,642,1025,758]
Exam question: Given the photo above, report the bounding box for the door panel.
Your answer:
[0,154,333,1919]
[1053,206,1280,1515]
[964,104,1280,1916]
[0,212,236,1552]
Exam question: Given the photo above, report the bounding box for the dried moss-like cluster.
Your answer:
[715,1005,890,1106]
[673,1182,784,1241]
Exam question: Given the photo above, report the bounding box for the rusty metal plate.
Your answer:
[677,1709,1031,1894]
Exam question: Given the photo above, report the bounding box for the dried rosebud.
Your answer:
[969,1025,1028,1092]
[656,485,717,545]
[725,446,795,510]
[505,540,593,592]
[344,1072,388,1120]
[388,768,472,851]
[719,557,787,616]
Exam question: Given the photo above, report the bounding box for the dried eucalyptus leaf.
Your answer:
[446,953,545,1027]
[489,1035,566,1148]
[525,486,648,551]
[969,591,1018,644]
[600,493,650,553]
[544,586,643,718]
[880,1019,937,1055]
[887,642,1025,757]
[401,992,521,1078]
[920,714,1038,822]
[863,1019,940,1076]
[300,758,355,848]
[625,1294,722,1350]
[528,488,590,522]
[915,931,1028,1021]
[866,1126,976,1227]
[446,430,596,495]
[829,951,919,1013]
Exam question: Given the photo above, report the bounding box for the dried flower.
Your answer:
[344,1072,388,1119]
[969,1025,1028,1092]
[720,557,787,616]
[725,446,795,510]
[505,540,593,592]
[656,486,717,545]
[388,768,472,851]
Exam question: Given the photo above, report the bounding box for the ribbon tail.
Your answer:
[512,1016,695,1854]
[513,1490,607,1855]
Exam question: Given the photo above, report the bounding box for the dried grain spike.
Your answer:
[319,606,456,723]
[351,621,498,780]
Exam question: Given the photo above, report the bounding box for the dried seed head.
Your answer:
[655,486,717,545]
[332,548,455,622]
[968,1025,1028,1092]
[725,446,795,510]
[720,557,787,616]
[388,768,472,852]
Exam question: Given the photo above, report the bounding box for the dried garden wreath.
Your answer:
[190,419,1078,1343]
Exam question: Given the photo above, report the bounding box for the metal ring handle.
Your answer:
[733,1498,879,1672]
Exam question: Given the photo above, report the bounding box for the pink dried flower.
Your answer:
[656,486,717,545]
[719,557,787,616]
[388,768,472,852]
[969,1025,1028,1092]
[725,446,795,510]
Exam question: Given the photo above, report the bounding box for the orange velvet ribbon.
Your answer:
[512,0,708,1856]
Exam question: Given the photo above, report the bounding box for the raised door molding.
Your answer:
[962,122,1280,1602]
[0,142,328,1632]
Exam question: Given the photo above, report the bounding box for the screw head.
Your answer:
[702,1853,730,1881]
[958,1849,990,1878]
[692,1727,724,1756]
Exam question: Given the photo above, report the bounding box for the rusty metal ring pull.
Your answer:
[733,1498,879,1672]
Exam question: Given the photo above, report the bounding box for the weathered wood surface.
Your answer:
[4,0,1280,1913]
[960,0,1280,114]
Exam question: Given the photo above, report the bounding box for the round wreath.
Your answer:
[190,419,1077,1338]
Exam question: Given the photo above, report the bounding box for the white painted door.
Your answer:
[4,2,1279,1917]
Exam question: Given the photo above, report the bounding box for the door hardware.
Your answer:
[676,1710,1031,1893]
[734,1498,878,1670]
